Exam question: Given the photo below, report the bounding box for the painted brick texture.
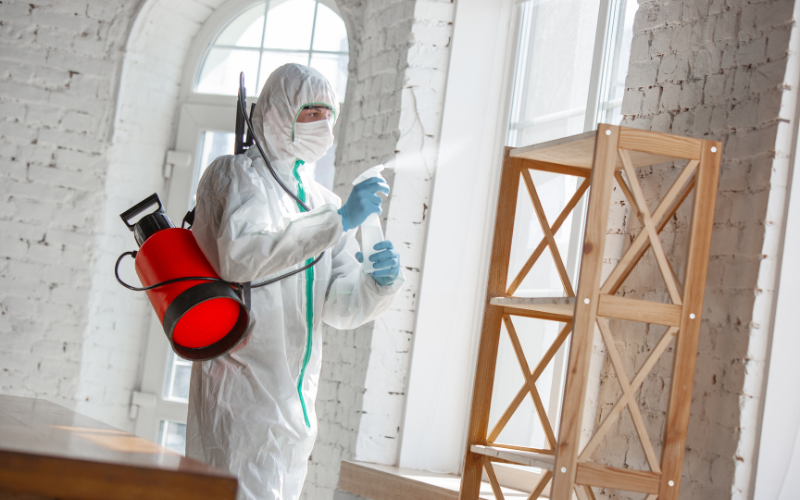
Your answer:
[0,0,140,426]
[591,0,800,497]
[0,0,235,431]
[87,0,225,430]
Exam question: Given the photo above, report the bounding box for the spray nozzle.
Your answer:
[352,164,386,185]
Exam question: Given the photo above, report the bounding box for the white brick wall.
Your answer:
[0,0,227,432]
[80,0,225,431]
[594,0,800,497]
[0,0,138,420]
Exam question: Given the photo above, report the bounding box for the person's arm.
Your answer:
[321,230,405,330]
[192,154,342,283]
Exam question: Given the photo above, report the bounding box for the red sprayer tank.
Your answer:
[116,194,251,361]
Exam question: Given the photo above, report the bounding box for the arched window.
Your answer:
[160,0,348,216]
[196,0,349,99]
[132,0,349,453]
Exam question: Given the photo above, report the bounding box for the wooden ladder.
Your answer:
[459,124,722,500]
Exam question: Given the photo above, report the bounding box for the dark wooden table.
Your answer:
[0,394,237,500]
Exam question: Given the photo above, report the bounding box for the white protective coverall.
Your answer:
[186,64,404,500]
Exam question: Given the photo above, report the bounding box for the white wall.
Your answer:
[0,0,141,427]
[398,0,519,473]
[0,0,231,432]
[754,138,800,498]
[753,19,800,494]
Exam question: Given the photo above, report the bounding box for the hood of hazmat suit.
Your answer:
[186,64,404,500]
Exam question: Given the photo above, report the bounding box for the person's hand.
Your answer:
[356,241,400,286]
[338,178,389,231]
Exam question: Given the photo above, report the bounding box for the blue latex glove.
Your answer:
[356,240,401,286]
[338,178,390,231]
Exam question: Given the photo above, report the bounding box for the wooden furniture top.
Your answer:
[510,128,705,171]
[0,395,237,500]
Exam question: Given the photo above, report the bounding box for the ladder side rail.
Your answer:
[657,140,722,499]
[459,150,523,500]
[550,124,620,499]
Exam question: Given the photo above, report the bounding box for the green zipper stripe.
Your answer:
[293,159,314,429]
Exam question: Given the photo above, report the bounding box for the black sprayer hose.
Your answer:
[114,251,242,292]
[237,79,309,211]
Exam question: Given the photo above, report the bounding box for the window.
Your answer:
[398,0,637,486]
[158,420,188,455]
[489,0,636,488]
[507,0,637,147]
[597,0,638,125]
[132,0,348,450]
[196,0,349,99]
[163,350,191,403]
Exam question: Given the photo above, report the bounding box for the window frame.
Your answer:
[179,0,348,106]
[506,0,635,143]
[398,0,637,487]
[196,1,349,98]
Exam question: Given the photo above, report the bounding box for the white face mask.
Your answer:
[290,120,334,164]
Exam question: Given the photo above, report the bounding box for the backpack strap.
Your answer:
[182,208,195,229]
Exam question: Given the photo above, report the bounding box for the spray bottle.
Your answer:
[351,165,387,274]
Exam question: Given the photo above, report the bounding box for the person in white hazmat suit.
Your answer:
[186,63,404,500]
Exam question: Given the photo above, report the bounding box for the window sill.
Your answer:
[338,461,532,500]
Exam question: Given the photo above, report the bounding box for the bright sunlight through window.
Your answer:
[196,0,349,100]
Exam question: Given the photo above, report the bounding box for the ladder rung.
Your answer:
[489,297,574,321]
[470,445,555,470]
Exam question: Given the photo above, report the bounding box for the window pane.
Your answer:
[193,131,235,207]
[163,350,193,402]
[215,2,266,48]
[506,170,583,297]
[508,0,601,146]
[309,52,348,101]
[173,363,192,400]
[259,51,310,89]
[263,0,316,51]
[158,420,187,455]
[599,0,637,125]
[489,316,565,450]
[199,131,235,177]
[197,47,259,96]
[312,3,348,52]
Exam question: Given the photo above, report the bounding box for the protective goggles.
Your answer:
[295,104,336,126]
